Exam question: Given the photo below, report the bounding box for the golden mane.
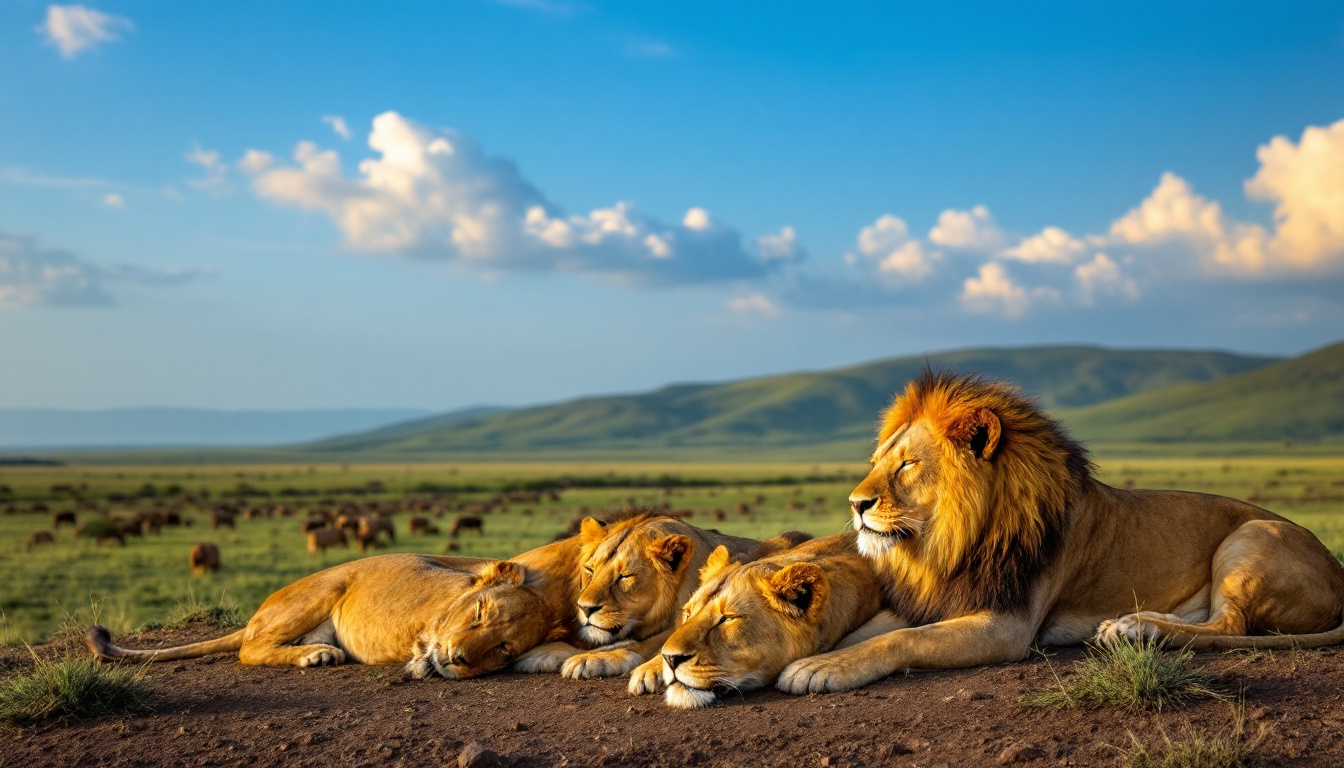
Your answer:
[877,369,1093,619]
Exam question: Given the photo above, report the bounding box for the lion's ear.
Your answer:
[764,563,828,620]
[948,406,1001,461]
[580,516,606,543]
[648,534,693,574]
[699,545,734,581]
[477,560,525,587]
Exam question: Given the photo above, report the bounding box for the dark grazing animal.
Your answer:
[189,543,221,575]
[450,515,484,538]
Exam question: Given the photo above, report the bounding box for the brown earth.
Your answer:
[3,626,1343,768]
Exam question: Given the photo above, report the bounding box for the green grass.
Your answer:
[1,456,1341,643]
[1023,637,1224,712]
[1123,710,1262,768]
[139,591,244,631]
[0,654,153,725]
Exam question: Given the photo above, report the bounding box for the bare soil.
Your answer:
[4,626,1343,768]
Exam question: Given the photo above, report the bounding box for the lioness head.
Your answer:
[419,561,560,679]
[575,515,694,646]
[660,546,828,709]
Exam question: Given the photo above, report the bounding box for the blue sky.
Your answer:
[2,1,1342,410]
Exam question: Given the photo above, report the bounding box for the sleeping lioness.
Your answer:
[636,532,902,708]
[88,536,585,680]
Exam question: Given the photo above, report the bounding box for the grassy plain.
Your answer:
[1,457,1341,643]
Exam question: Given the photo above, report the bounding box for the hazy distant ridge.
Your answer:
[0,408,436,449]
[308,346,1282,454]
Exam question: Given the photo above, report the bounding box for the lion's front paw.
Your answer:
[512,642,579,674]
[562,648,644,680]
[776,649,878,694]
[1095,614,1160,646]
[297,645,346,668]
[402,657,431,681]
[627,656,665,696]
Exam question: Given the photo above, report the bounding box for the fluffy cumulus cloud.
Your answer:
[928,205,1005,251]
[0,233,198,307]
[1073,253,1138,304]
[1002,226,1088,264]
[1244,117,1344,270]
[847,214,939,284]
[243,112,795,284]
[37,4,132,58]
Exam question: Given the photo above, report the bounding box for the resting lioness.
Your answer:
[88,535,586,679]
[639,532,900,708]
[512,510,766,680]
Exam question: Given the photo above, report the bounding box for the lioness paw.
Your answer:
[561,648,643,680]
[777,651,874,695]
[627,657,665,696]
[297,646,346,668]
[512,642,579,674]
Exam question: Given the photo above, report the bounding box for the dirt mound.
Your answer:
[3,626,1342,767]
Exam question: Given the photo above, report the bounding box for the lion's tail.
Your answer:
[85,624,246,662]
[1178,615,1344,652]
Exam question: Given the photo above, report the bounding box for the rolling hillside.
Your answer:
[1062,340,1344,444]
[308,346,1279,455]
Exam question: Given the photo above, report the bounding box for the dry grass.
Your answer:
[1123,707,1263,768]
[141,590,244,631]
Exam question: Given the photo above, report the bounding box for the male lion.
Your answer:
[88,535,586,680]
[512,510,761,681]
[778,370,1344,694]
[645,532,899,708]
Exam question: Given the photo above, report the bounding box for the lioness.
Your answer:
[88,535,586,680]
[512,510,761,680]
[645,532,899,708]
[778,370,1344,694]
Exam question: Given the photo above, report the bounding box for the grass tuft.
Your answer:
[0,654,153,725]
[142,590,244,631]
[1023,636,1224,712]
[1123,708,1263,768]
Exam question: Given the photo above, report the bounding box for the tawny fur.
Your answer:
[775,370,1344,696]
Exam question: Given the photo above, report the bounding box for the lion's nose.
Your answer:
[850,496,877,517]
[663,653,691,671]
[579,602,603,616]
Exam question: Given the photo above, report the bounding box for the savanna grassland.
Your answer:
[2,457,1342,644]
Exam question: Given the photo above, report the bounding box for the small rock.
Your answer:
[996,743,1045,765]
[944,688,991,702]
[459,742,505,768]
[819,757,833,767]
[299,733,317,746]
[512,722,528,732]
[277,743,291,753]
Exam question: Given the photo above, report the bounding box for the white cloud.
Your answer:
[1106,172,1271,274]
[102,192,124,209]
[928,205,1005,251]
[185,144,229,192]
[1002,226,1087,264]
[849,214,939,283]
[683,207,711,230]
[728,294,779,317]
[38,4,132,58]
[1244,117,1344,270]
[756,226,806,264]
[1074,253,1138,304]
[322,115,352,140]
[242,111,789,284]
[959,262,1060,318]
[0,232,199,307]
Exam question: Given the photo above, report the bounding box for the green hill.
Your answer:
[1061,340,1344,444]
[307,346,1277,455]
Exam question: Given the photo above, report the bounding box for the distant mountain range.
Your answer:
[0,408,437,449]
[11,342,1340,459]
[305,345,1309,456]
